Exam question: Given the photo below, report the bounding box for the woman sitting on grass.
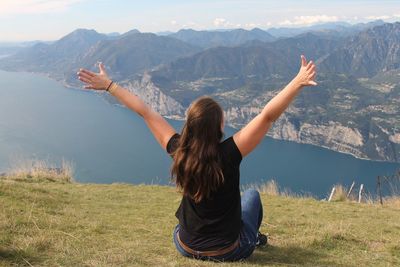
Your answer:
[77,55,317,261]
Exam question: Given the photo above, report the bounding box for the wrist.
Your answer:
[291,76,304,90]
[107,82,119,95]
[105,80,113,91]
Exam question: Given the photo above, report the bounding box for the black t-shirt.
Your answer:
[167,133,243,251]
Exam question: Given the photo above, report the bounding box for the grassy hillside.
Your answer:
[1,178,399,267]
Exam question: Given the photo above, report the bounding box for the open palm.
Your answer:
[77,63,112,90]
[296,55,317,87]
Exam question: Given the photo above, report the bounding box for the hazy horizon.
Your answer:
[2,19,399,44]
[1,0,399,42]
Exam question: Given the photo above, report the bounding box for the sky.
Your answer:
[0,0,399,42]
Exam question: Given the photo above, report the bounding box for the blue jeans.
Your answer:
[173,189,263,262]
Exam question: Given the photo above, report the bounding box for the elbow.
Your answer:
[139,106,151,119]
[263,113,276,124]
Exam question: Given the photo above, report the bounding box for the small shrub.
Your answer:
[243,179,280,196]
[333,184,348,202]
[259,179,280,196]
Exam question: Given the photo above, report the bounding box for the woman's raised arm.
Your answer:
[77,63,176,150]
[233,55,317,157]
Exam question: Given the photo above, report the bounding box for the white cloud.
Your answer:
[170,20,177,25]
[244,23,261,29]
[0,0,84,16]
[213,18,227,27]
[182,21,198,29]
[279,15,339,26]
[213,18,235,28]
[365,15,391,20]
[364,14,400,21]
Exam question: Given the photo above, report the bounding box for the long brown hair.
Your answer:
[171,96,224,203]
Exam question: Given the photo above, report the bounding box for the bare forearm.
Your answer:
[233,55,316,157]
[110,84,150,118]
[109,83,176,147]
[261,77,302,123]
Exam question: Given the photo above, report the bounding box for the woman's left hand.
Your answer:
[294,55,317,87]
[77,62,112,90]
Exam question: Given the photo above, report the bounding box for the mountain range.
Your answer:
[0,21,399,163]
[168,28,275,48]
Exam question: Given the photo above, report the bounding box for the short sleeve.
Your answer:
[166,133,180,155]
[221,136,243,166]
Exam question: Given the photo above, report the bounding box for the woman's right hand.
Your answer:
[77,62,112,90]
[294,55,317,87]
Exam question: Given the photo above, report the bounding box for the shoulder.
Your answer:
[166,133,180,155]
[220,136,243,165]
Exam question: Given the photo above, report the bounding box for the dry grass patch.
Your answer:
[1,178,400,266]
[1,159,74,183]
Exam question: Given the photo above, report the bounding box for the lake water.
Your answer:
[0,70,398,197]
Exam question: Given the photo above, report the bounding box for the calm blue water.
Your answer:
[0,70,398,197]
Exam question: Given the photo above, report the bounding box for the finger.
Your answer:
[78,72,93,81]
[79,68,96,77]
[301,55,306,67]
[308,64,316,73]
[306,60,313,70]
[308,81,318,86]
[310,71,316,79]
[84,85,95,89]
[98,62,107,75]
[78,76,92,84]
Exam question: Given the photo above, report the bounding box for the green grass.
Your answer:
[1,178,400,267]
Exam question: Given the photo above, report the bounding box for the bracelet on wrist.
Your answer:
[106,80,113,91]
[108,82,119,94]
